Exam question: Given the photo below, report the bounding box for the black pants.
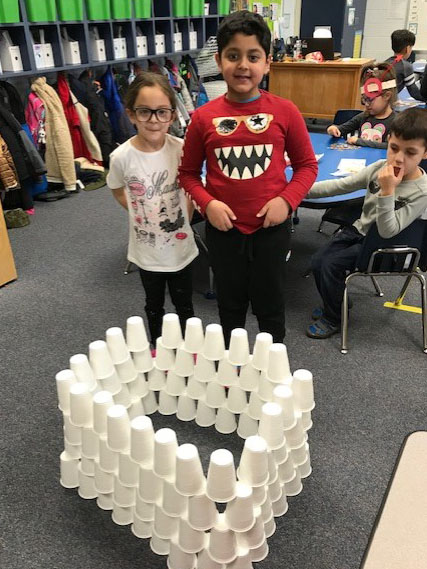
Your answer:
[206,220,291,345]
[311,226,364,325]
[139,263,194,345]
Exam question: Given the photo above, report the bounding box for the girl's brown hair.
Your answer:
[360,62,398,106]
[124,71,177,111]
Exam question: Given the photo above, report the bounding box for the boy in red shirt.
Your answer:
[179,10,318,344]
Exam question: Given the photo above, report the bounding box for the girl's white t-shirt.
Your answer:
[107,134,198,272]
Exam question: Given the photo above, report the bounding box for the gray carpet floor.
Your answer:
[1,187,426,569]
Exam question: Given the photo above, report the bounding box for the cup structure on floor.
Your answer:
[177,517,207,553]
[89,340,115,379]
[161,313,183,349]
[162,479,188,517]
[114,476,136,507]
[155,338,176,371]
[132,515,153,539]
[247,391,264,420]
[126,316,149,352]
[106,404,130,452]
[153,428,178,479]
[69,353,97,390]
[208,513,238,564]
[238,359,260,391]
[292,369,315,412]
[159,391,178,415]
[258,402,285,450]
[60,451,79,488]
[115,356,137,383]
[138,465,163,503]
[225,482,255,532]
[167,540,197,569]
[175,443,205,496]
[106,326,130,364]
[148,367,167,390]
[111,501,133,525]
[206,449,236,503]
[186,376,206,400]
[195,400,216,428]
[56,369,77,413]
[69,382,93,427]
[153,504,179,539]
[228,328,250,366]
[80,457,95,479]
[193,354,216,382]
[165,370,186,396]
[97,492,114,511]
[197,548,224,569]
[77,464,97,499]
[150,530,171,555]
[251,332,273,371]
[93,390,114,435]
[174,344,195,377]
[177,394,197,422]
[227,546,253,569]
[132,349,153,373]
[237,508,265,548]
[215,407,237,434]
[237,412,259,439]
[98,370,121,395]
[237,435,269,487]
[202,323,225,361]
[217,352,239,386]
[272,384,296,429]
[187,493,218,531]
[205,383,226,408]
[135,494,155,521]
[250,539,269,562]
[183,316,204,353]
[266,344,292,383]
[118,451,139,487]
[226,386,247,414]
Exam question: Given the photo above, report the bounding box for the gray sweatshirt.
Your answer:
[307,159,427,237]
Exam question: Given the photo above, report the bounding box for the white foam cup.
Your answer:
[237,412,259,439]
[266,344,292,383]
[195,399,216,428]
[167,540,196,569]
[113,384,132,408]
[202,323,225,361]
[81,426,99,458]
[69,353,96,389]
[284,411,305,448]
[150,530,171,555]
[59,451,79,488]
[278,455,296,484]
[127,374,149,398]
[97,492,113,510]
[106,327,129,364]
[264,516,277,537]
[267,451,278,483]
[226,386,247,414]
[106,404,130,452]
[115,357,137,383]
[237,436,269,487]
[138,465,163,503]
[175,443,205,496]
[148,367,167,390]
[301,410,312,431]
[165,370,186,396]
[217,352,239,386]
[252,485,267,507]
[89,340,115,379]
[186,376,207,400]
[257,375,275,402]
[183,317,204,353]
[142,390,158,414]
[63,439,81,459]
[80,457,95,477]
[225,482,255,532]
[113,476,136,507]
[131,516,153,539]
[258,402,285,450]
[98,434,119,472]
[126,316,149,352]
[93,390,114,435]
[111,501,133,525]
[298,444,312,478]
[272,441,289,464]
[236,508,265,549]
[193,354,216,382]
[94,460,114,493]
[206,449,236,503]
[228,328,250,366]
[238,360,260,391]
[291,440,308,467]
[128,397,145,420]
[196,547,223,569]
[272,384,296,429]
[251,332,273,371]
[227,547,253,569]
[267,476,281,502]
[284,468,303,496]
[132,348,153,372]
[63,413,82,445]
[174,344,195,377]
[155,338,175,371]
[271,491,288,517]
[56,369,77,412]
[135,494,155,521]
[260,494,273,523]
[177,394,197,421]
[69,382,93,427]
[161,313,183,349]
[98,370,121,395]
[154,428,178,479]
[247,391,263,420]
[177,517,207,553]
[77,464,97,499]
[207,513,238,564]
[205,383,226,408]
[159,391,178,415]
[162,478,188,517]
[215,407,237,434]
[118,451,139,487]
[292,369,315,412]
[187,493,218,531]
[153,504,179,539]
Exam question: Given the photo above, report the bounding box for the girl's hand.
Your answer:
[347,135,358,145]
[256,197,290,228]
[327,125,341,137]
[377,164,404,196]
[206,199,236,231]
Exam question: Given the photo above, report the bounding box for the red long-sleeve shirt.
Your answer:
[179,90,318,234]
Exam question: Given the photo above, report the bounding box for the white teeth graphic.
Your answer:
[254,164,264,177]
[265,144,273,156]
[233,146,243,158]
[218,159,223,170]
[254,144,264,157]
[214,148,221,158]
[223,147,232,159]
[264,157,271,170]
[244,145,253,158]
[223,164,230,177]
[230,167,240,179]
[241,167,252,180]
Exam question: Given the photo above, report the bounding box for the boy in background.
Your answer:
[386,29,425,101]
[179,10,317,344]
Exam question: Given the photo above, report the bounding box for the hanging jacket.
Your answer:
[70,88,103,163]
[25,92,46,148]
[0,80,25,124]
[100,67,135,144]
[0,133,19,190]
[31,77,76,191]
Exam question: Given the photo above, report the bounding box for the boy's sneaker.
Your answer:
[311,299,353,321]
[306,318,340,339]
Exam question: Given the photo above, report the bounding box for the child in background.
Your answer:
[107,72,198,347]
[179,10,318,345]
[386,29,425,102]
[306,108,427,339]
[327,63,397,149]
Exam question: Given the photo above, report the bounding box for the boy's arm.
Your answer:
[353,138,388,149]
[307,160,382,199]
[404,61,424,101]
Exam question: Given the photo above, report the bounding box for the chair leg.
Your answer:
[124,261,134,275]
[414,273,427,353]
[341,280,351,354]
[393,274,413,306]
[371,276,383,297]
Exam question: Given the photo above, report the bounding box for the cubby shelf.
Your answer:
[0,0,228,76]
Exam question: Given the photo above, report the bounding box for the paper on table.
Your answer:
[331,158,366,176]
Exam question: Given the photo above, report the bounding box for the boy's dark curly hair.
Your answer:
[217,10,271,57]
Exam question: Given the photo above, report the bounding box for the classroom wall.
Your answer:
[361,0,409,62]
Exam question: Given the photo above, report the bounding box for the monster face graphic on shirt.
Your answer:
[212,113,274,180]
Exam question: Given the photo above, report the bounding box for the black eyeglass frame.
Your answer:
[132,107,175,122]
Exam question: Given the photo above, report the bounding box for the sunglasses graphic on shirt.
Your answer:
[213,113,273,136]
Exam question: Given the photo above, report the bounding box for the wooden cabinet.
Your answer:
[269,58,374,120]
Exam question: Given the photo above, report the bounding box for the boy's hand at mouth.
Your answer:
[378,164,404,196]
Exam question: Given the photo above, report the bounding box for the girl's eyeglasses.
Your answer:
[133,107,174,122]
[361,94,381,105]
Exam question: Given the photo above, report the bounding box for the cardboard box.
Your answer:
[0,201,17,287]
[136,35,147,57]
[91,38,106,61]
[0,31,23,72]
[62,39,81,64]
[173,32,182,52]
[155,33,165,54]
[41,43,54,68]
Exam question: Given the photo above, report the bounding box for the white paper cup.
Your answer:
[284,468,303,496]
[106,404,130,452]
[251,332,273,371]
[69,382,93,427]
[193,354,216,382]
[238,360,260,391]
[60,451,79,488]
[89,340,115,379]
[79,459,96,479]
[257,375,275,402]
[267,476,281,502]
[202,323,225,361]
[63,413,82,445]
[183,317,204,353]
[207,513,238,564]
[142,390,158,414]
[264,516,277,538]
[97,492,114,510]
[298,453,312,479]
[187,493,218,531]
[195,547,223,569]
[206,449,236,503]
[98,370,121,395]
[250,539,269,562]
[106,327,129,364]
[113,384,132,408]
[161,313,183,349]
[150,530,171,555]
[175,444,205,496]
[237,412,259,440]
[236,508,265,548]
[215,407,237,434]
[195,400,216,428]
[148,367,167,390]
[186,376,207,400]
[301,410,313,431]
[272,384,296,429]
[284,411,305,449]
[237,436,269,487]
[98,434,119,473]
[292,369,315,412]
[115,356,137,383]
[154,428,178,479]
[81,426,99,459]
[271,491,288,517]
[126,316,149,352]
[227,546,253,569]
[56,369,77,412]
[177,394,197,422]
[155,338,175,371]
[247,392,263,420]
[278,455,296,484]
[165,370,186,396]
[205,383,226,408]
[132,348,153,373]
[131,515,153,538]
[226,386,247,414]
[174,344,195,377]
[162,479,188,517]
[252,486,267,507]
[111,501,133,525]
[69,353,97,389]
[153,504,179,539]
[138,465,163,503]
[159,391,178,415]
[128,397,145,420]
[63,439,81,460]
[167,540,196,569]
[77,465,97,499]
[217,352,239,386]
[93,390,114,435]
[272,441,289,465]
[266,344,292,383]
[135,494,155,521]
[267,451,278,484]
[128,374,149,398]
[258,402,285,450]
[228,328,250,366]
[94,460,114,493]
[260,494,273,523]
[225,482,255,532]
[118,451,139,487]
[291,440,308,467]
[177,517,207,553]
[113,475,136,506]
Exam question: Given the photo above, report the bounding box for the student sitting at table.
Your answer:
[327,63,397,149]
[386,29,425,102]
[306,108,427,339]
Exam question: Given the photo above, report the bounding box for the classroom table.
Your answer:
[395,87,426,112]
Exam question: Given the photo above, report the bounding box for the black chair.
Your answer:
[341,219,427,354]
[332,109,361,128]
